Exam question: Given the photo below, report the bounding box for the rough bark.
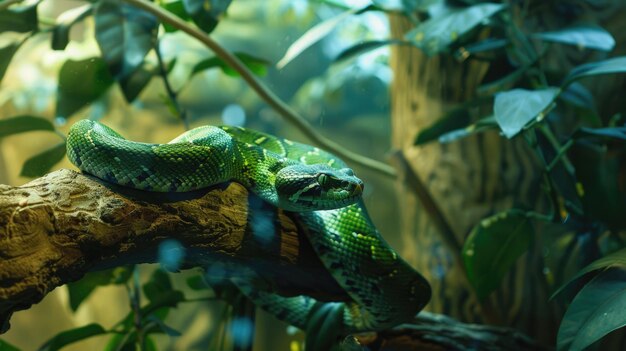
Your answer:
[0,170,549,350]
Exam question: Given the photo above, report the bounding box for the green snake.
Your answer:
[67,119,430,333]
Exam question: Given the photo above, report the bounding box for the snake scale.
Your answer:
[67,119,430,334]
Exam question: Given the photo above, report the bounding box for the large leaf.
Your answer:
[95,0,158,79]
[414,108,471,145]
[0,42,21,83]
[564,56,626,86]
[438,116,498,144]
[38,324,107,351]
[533,25,615,52]
[118,63,154,102]
[182,0,232,34]
[277,6,360,68]
[143,269,173,303]
[557,268,626,351]
[51,5,93,51]
[0,116,55,138]
[67,267,133,311]
[552,247,626,299]
[0,3,38,33]
[462,210,534,300]
[20,142,67,178]
[494,88,560,138]
[56,57,114,118]
[405,3,505,56]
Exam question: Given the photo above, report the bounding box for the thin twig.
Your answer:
[154,39,189,130]
[121,0,396,178]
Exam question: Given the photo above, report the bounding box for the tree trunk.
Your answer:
[388,14,560,343]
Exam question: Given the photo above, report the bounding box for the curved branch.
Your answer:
[121,0,397,178]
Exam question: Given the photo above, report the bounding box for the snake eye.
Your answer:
[317,173,329,186]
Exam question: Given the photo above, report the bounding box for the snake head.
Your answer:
[275,164,364,211]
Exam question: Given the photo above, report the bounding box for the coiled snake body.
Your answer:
[67,119,430,333]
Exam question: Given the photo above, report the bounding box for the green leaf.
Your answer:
[161,1,189,32]
[0,115,55,138]
[494,88,560,138]
[20,142,66,178]
[405,3,505,56]
[38,324,107,351]
[67,267,133,311]
[191,52,269,78]
[0,339,21,351]
[438,116,498,144]
[182,0,232,33]
[0,3,38,33]
[334,39,408,63]
[277,6,360,68]
[119,64,154,102]
[143,269,173,303]
[557,268,626,351]
[577,126,626,140]
[533,25,615,52]
[0,42,20,83]
[462,209,534,300]
[564,56,626,86]
[186,274,210,290]
[552,247,626,299]
[103,332,136,351]
[56,57,114,118]
[95,0,158,79]
[51,5,93,51]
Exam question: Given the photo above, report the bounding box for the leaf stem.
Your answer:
[154,39,189,130]
[121,0,396,178]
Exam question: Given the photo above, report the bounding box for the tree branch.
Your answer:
[0,171,548,350]
[121,0,397,178]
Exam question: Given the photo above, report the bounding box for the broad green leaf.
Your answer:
[143,269,173,303]
[191,52,269,78]
[459,38,508,56]
[51,5,93,51]
[20,142,66,178]
[103,332,136,351]
[334,39,408,63]
[0,3,38,33]
[67,267,133,311]
[144,315,182,337]
[0,116,55,138]
[0,43,20,83]
[305,302,344,351]
[119,64,154,102]
[552,247,626,299]
[564,56,626,86]
[533,25,615,52]
[182,0,232,33]
[0,339,21,351]
[557,268,626,351]
[95,0,158,79]
[56,57,114,118]
[559,82,596,111]
[494,88,560,138]
[405,3,505,56]
[38,324,107,351]
[276,7,360,69]
[462,209,534,300]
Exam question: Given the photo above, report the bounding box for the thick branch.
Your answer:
[0,170,548,350]
[0,169,344,333]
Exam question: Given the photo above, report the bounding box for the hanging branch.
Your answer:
[121,0,397,178]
